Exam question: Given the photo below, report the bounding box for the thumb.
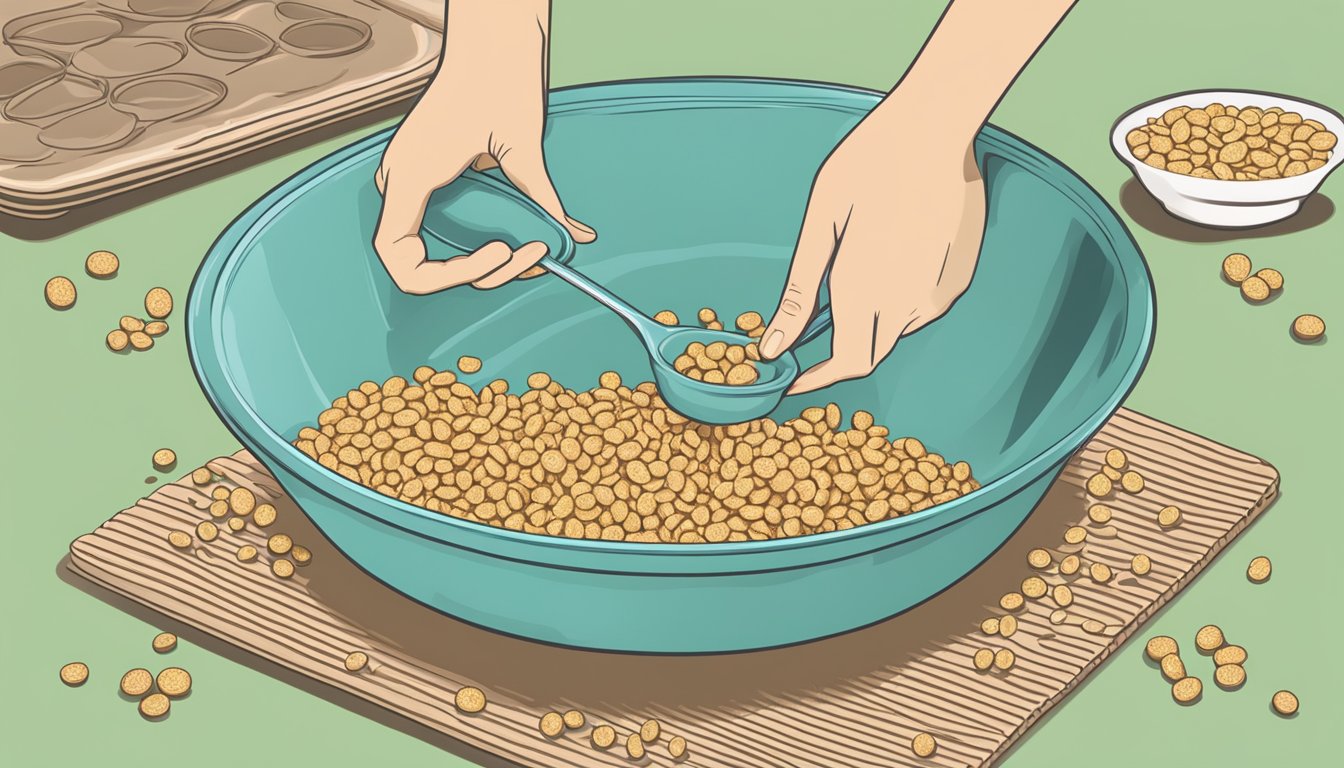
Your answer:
[499,148,597,244]
[760,206,837,359]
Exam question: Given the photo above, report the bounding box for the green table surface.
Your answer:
[3,1,1340,765]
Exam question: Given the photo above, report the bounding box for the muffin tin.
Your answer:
[0,0,442,219]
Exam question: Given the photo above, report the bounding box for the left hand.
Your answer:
[758,109,987,394]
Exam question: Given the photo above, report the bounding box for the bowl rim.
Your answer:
[1110,87,1344,188]
[187,76,1155,565]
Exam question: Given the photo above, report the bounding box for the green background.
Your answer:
[2,0,1339,764]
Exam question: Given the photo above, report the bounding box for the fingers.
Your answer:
[759,201,840,359]
[499,149,597,244]
[787,312,913,395]
[471,240,550,289]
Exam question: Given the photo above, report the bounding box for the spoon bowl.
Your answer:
[650,326,800,424]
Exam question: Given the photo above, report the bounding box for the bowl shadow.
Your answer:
[1119,179,1334,242]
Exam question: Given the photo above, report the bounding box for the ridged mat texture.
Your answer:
[67,407,1278,767]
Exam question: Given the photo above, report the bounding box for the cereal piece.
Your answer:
[59,662,89,686]
[653,310,679,326]
[669,735,687,758]
[1158,505,1182,528]
[1271,690,1299,716]
[455,686,486,713]
[1052,584,1073,607]
[272,558,295,578]
[197,523,219,546]
[107,330,129,351]
[129,331,153,350]
[45,276,76,309]
[167,530,192,549]
[1241,276,1271,302]
[980,617,1000,635]
[344,651,368,672]
[599,371,622,389]
[1120,470,1144,493]
[291,545,312,566]
[591,725,617,749]
[1082,619,1106,635]
[267,534,292,555]
[1214,645,1247,666]
[998,615,1018,638]
[911,732,937,758]
[145,321,168,337]
[1172,677,1202,704]
[1215,664,1246,690]
[1247,556,1272,583]
[735,311,763,332]
[1049,609,1068,625]
[1291,314,1325,342]
[1000,592,1025,612]
[144,287,173,319]
[457,356,482,374]
[1255,268,1283,291]
[1022,576,1047,599]
[626,733,645,759]
[641,718,661,742]
[1063,526,1087,544]
[1059,555,1081,575]
[973,648,994,670]
[1160,653,1186,683]
[85,250,119,278]
[526,371,553,390]
[139,693,171,719]
[236,544,258,562]
[120,316,145,333]
[1131,554,1152,575]
[697,307,717,325]
[191,467,212,485]
[993,648,1015,670]
[539,711,565,737]
[725,363,758,385]
[1146,636,1179,661]
[1088,504,1113,524]
[518,265,547,279]
[1102,466,1122,481]
[227,517,246,533]
[563,709,585,729]
[152,448,176,470]
[1027,548,1052,569]
[120,668,153,696]
[1090,562,1113,583]
[156,667,191,697]
[230,487,256,516]
[211,487,229,501]
[1195,625,1225,652]
[152,632,177,653]
[1086,473,1112,497]
[253,504,277,527]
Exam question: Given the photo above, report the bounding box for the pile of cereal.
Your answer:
[1126,103,1335,180]
[292,362,978,543]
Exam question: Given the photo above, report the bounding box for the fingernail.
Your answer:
[761,329,785,358]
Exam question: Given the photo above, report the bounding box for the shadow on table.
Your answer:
[1,102,410,243]
[1119,179,1334,242]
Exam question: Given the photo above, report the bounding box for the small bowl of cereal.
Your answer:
[1112,89,1343,228]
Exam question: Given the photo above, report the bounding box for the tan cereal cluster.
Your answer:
[1127,104,1335,179]
[291,365,979,543]
[665,308,767,385]
[107,288,173,352]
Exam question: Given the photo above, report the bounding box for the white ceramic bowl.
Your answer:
[1112,89,1344,228]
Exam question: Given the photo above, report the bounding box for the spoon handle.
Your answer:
[538,255,664,346]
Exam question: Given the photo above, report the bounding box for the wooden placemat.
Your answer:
[66,408,1277,767]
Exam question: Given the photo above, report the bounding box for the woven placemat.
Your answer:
[67,407,1278,767]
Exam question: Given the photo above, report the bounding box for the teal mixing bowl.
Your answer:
[187,78,1154,653]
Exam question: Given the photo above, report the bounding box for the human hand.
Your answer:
[759,108,985,394]
[373,0,594,295]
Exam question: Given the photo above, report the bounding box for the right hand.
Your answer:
[373,20,594,295]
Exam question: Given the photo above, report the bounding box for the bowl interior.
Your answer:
[195,79,1151,541]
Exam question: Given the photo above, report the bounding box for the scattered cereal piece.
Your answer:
[998,615,1018,638]
[45,276,76,309]
[973,648,994,670]
[1271,690,1298,716]
[455,686,486,713]
[1172,676,1202,704]
[145,321,168,337]
[1195,625,1225,652]
[119,316,144,333]
[1000,592,1025,612]
[1291,314,1325,342]
[1214,645,1247,666]
[1247,556,1272,583]
[229,487,256,516]
[626,733,645,759]
[911,732,937,758]
[563,709,585,729]
[1241,276,1271,302]
[1120,471,1144,493]
[1082,619,1106,635]
[344,651,368,672]
[735,311,763,332]
[1222,253,1252,283]
[85,250,119,278]
[1132,554,1152,575]
[120,668,153,696]
[272,559,294,578]
[653,310,679,326]
[1086,473,1112,497]
[1059,554,1081,575]
[191,467,212,485]
[1215,664,1246,690]
[1027,548,1052,569]
[697,308,717,324]
[591,725,616,749]
[211,487,229,501]
[291,546,312,566]
[59,662,89,686]
[539,711,565,737]
[129,331,153,350]
[1090,562,1113,583]
[1158,506,1182,528]
[144,287,173,319]
[980,617,1000,635]
[107,329,129,351]
[1160,653,1186,683]
[1146,636,1179,661]
[1063,526,1087,544]
[641,718,661,743]
[1049,609,1068,625]
[1021,576,1047,599]
[669,735,687,758]
[236,544,258,562]
[1104,448,1128,469]
[1053,584,1073,607]
[139,692,170,719]
[152,632,177,653]
[267,534,293,555]
[253,504,277,527]
[152,448,176,471]
[994,648,1016,670]
[1255,268,1283,291]
[457,356,482,374]
[156,667,191,697]
[226,517,246,533]
[167,531,192,549]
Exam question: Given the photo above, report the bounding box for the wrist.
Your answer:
[430,0,547,93]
